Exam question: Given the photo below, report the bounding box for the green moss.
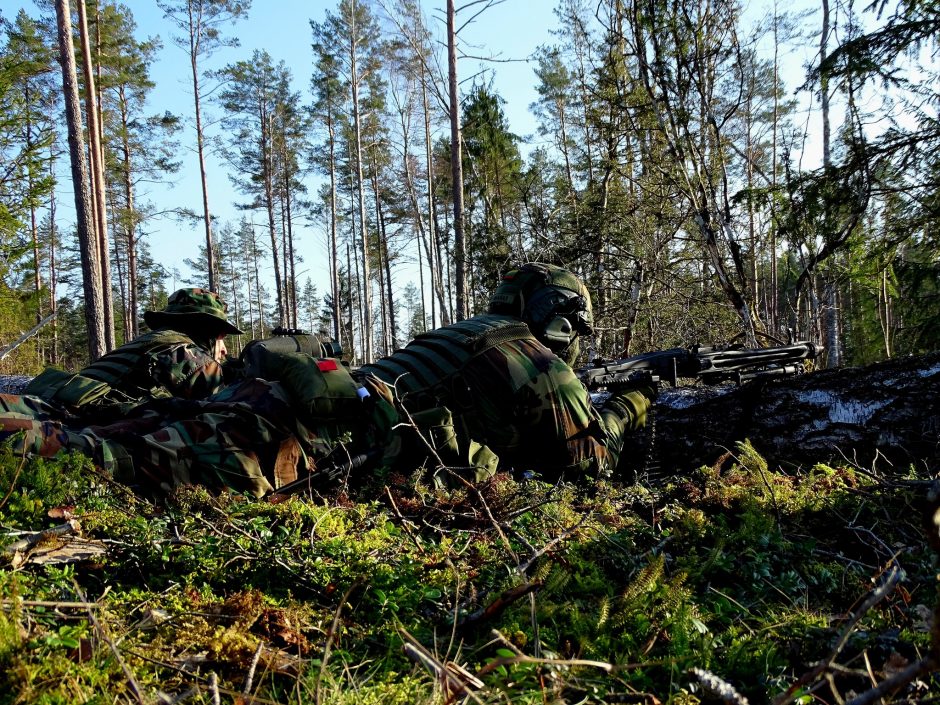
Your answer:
[0,444,933,703]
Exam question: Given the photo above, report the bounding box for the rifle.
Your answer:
[268,448,382,501]
[578,340,821,391]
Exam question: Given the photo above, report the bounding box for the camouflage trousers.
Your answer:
[0,378,398,498]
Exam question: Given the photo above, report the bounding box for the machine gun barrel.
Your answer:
[578,341,820,390]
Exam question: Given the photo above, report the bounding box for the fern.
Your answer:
[620,554,665,606]
[596,596,610,630]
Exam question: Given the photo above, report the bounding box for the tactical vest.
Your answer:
[79,329,201,400]
[360,315,535,415]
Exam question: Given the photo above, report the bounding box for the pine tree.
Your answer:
[158,0,250,293]
[461,84,524,307]
[217,50,302,327]
[92,3,180,341]
[312,0,387,361]
[2,11,58,333]
[53,0,106,360]
[310,20,346,344]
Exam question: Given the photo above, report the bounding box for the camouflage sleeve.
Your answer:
[597,385,657,473]
[510,352,617,480]
[151,344,225,400]
[457,338,621,481]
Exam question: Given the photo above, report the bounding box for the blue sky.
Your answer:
[0,0,559,299]
[1,0,828,312]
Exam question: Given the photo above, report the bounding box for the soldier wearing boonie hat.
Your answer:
[71,288,242,408]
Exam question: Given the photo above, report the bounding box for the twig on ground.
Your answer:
[4,520,82,553]
[242,640,264,697]
[2,599,103,610]
[315,580,361,705]
[209,672,220,705]
[399,628,485,703]
[73,581,146,705]
[516,517,591,575]
[456,582,542,634]
[0,449,27,512]
[443,468,518,562]
[155,687,198,704]
[473,649,614,678]
[384,485,426,555]
[844,658,934,705]
[774,563,903,705]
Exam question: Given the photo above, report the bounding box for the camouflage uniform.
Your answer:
[361,263,655,484]
[0,266,650,495]
[23,289,240,414]
[0,371,399,498]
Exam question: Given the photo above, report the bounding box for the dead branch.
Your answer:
[774,564,902,705]
[516,517,591,575]
[5,519,82,553]
[315,580,361,705]
[73,580,146,705]
[400,628,485,702]
[456,581,542,633]
[844,658,934,705]
[0,312,56,361]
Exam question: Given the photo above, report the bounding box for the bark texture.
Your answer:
[631,352,940,476]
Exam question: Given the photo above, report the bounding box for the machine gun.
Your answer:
[578,340,821,391]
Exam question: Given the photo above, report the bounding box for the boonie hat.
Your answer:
[144,288,243,335]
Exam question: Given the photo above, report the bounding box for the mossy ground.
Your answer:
[0,441,936,704]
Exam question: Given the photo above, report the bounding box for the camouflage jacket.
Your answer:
[362,315,653,483]
[79,329,225,404]
[0,367,399,499]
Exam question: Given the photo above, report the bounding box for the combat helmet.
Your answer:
[143,288,243,336]
[487,262,592,363]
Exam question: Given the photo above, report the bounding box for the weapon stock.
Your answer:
[578,341,821,391]
[269,449,381,501]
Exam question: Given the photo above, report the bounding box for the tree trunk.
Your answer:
[48,155,59,365]
[54,0,106,361]
[624,353,940,477]
[446,0,467,321]
[76,0,113,351]
[259,105,284,324]
[282,154,298,329]
[25,86,42,338]
[421,73,448,327]
[119,89,139,340]
[188,4,217,293]
[326,104,341,344]
[348,3,373,362]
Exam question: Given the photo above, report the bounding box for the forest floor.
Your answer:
[0,441,937,704]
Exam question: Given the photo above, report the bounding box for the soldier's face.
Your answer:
[212,335,228,362]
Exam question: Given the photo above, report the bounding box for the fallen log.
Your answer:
[628,351,940,476]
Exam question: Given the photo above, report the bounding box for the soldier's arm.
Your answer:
[595,385,657,472]
[510,355,620,480]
